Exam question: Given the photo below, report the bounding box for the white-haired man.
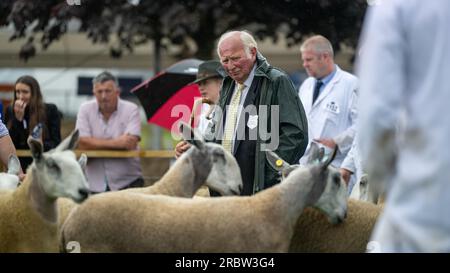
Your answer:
[209,30,308,196]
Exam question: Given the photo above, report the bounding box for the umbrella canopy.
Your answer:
[131,59,203,131]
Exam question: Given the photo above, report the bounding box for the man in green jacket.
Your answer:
[210,30,308,195]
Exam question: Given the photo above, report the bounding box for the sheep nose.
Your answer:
[336,211,347,224]
[78,188,90,200]
[230,186,241,196]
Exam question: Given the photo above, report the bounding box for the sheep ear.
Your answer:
[307,142,324,164]
[7,155,21,175]
[281,165,300,179]
[265,150,290,172]
[31,123,43,139]
[318,148,325,161]
[28,137,43,161]
[78,153,88,170]
[55,130,79,152]
[265,150,300,180]
[321,145,338,170]
[179,121,205,150]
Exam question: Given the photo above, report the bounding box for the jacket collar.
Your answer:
[254,52,271,78]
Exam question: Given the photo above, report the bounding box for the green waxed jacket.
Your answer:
[212,52,308,194]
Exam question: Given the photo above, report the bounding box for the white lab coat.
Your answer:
[298,65,358,167]
[342,135,364,197]
[341,137,363,181]
[358,0,450,252]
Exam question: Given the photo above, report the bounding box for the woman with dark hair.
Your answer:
[5,75,61,171]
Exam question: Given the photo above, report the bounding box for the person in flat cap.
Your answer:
[175,60,224,158]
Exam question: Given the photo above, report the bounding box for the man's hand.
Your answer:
[175,141,191,158]
[340,168,353,186]
[19,173,26,182]
[116,134,139,150]
[314,138,337,149]
[13,99,27,122]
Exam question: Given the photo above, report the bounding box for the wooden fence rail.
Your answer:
[15,150,175,158]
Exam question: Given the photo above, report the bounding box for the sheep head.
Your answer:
[312,145,348,224]
[27,127,90,203]
[265,144,347,224]
[179,122,242,196]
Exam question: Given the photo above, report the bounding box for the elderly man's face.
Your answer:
[93,80,120,114]
[219,36,256,84]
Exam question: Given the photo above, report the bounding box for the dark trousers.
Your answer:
[119,177,145,190]
[92,177,145,194]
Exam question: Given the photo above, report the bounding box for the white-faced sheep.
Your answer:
[0,155,21,190]
[0,129,90,252]
[123,122,242,197]
[60,145,347,253]
[56,122,243,235]
[350,174,386,204]
[349,174,367,201]
[266,149,383,253]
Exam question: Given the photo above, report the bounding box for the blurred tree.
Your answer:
[283,0,367,52]
[3,0,367,62]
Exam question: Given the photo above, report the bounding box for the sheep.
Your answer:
[349,174,386,204]
[0,155,21,190]
[123,122,242,197]
[0,128,90,252]
[60,144,347,253]
[266,149,383,253]
[56,122,242,235]
[366,177,386,205]
[289,199,381,253]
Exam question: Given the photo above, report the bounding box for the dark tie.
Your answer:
[312,80,323,105]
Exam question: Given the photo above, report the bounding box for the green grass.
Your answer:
[139,123,178,150]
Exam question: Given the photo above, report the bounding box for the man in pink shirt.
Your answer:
[76,71,143,193]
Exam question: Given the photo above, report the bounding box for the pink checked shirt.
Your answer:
[76,99,142,192]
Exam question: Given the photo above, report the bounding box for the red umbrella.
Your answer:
[131,59,203,133]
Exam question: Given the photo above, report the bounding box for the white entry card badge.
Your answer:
[325,101,340,114]
[247,115,258,129]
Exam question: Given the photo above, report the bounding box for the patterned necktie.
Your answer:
[312,80,323,105]
[222,83,246,153]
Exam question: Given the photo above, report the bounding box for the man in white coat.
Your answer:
[298,35,358,169]
[358,0,450,252]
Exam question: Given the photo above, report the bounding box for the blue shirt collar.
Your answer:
[318,65,337,86]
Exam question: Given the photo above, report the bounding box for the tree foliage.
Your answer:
[2,0,367,62]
